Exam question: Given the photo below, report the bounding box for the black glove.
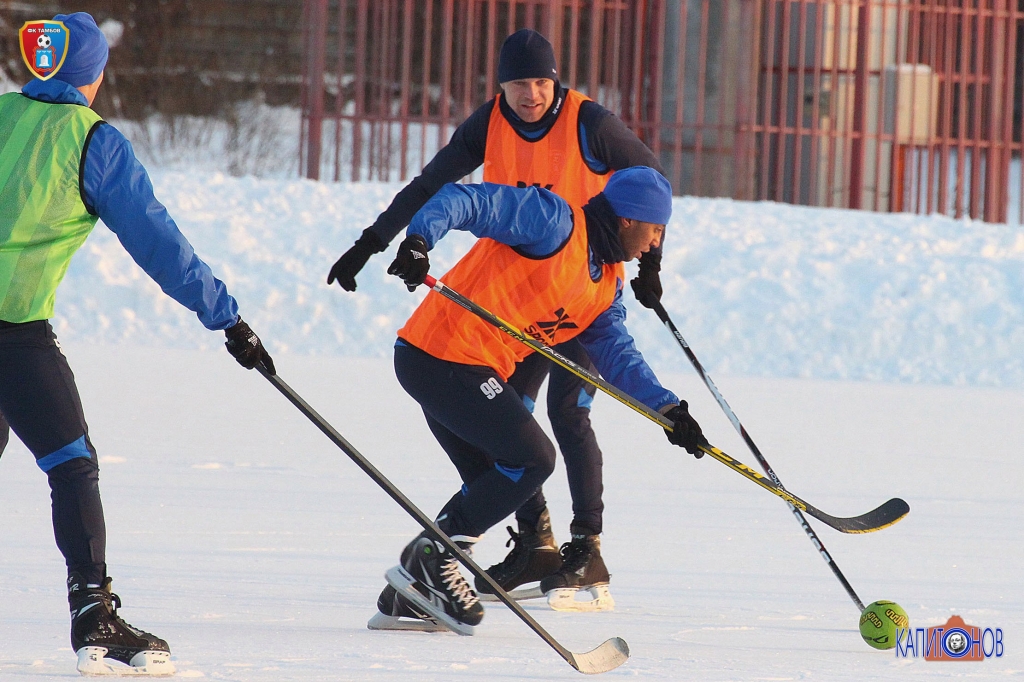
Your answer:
[327,229,386,291]
[630,252,663,309]
[224,317,276,375]
[387,234,430,290]
[662,401,707,458]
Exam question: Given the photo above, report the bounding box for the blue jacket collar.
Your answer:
[21,79,89,106]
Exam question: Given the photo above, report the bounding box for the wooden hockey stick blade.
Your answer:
[568,637,630,675]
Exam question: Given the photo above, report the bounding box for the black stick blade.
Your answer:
[569,637,630,675]
[805,497,910,534]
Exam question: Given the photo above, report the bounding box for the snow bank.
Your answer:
[55,171,1024,387]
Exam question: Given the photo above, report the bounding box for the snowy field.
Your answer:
[48,171,1024,388]
[0,174,1022,679]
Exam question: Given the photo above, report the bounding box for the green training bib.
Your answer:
[0,92,103,323]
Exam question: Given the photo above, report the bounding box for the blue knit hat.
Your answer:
[498,29,557,83]
[601,167,673,224]
[52,13,108,87]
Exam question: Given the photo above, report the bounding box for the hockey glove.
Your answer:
[327,229,386,291]
[224,317,276,375]
[387,234,430,291]
[630,251,663,309]
[662,401,707,458]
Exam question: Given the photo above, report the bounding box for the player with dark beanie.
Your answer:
[337,28,671,630]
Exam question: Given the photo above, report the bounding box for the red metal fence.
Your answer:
[301,0,1024,223]
[749,0,1023,222]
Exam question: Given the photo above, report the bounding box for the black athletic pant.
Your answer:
[0,320,107,584]
[394,341,556,539]
[0,408,8,455]
[507,337,604,535]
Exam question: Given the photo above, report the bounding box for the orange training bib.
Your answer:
[483,89,610,209]
[398,205,625,379]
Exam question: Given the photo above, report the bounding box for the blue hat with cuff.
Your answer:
[498,29,558,83]
[601,167,673,224]
[52,12,109,87]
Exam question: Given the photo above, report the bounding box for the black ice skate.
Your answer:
[475,511,562,602]
[539,533,615,612]
[366,584,448,633]
[384,531,484,636]
[68,573,174,677]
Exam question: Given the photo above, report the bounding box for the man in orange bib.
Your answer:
[339,29,670,626]
[375,167,706,633]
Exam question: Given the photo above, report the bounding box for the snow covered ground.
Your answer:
[1,174,1022,679]
[53,171,1024,388]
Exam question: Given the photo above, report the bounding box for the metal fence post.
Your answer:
[302,0,328,180]
[849,0,871,210]
[734,0,760,201]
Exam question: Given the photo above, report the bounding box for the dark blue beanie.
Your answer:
[601,167,673,224]
[498,29,557,83]
[52,13,109,87]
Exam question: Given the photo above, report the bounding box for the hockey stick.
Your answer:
[255,365,628,675]
[649,299,866,610]
[422,275,909,535]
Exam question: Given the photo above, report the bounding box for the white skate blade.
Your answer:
[77,647,175,677]
[476,585,544,602]
[385,565,475,636]
[546,584,615,612]
[366,609,449,633]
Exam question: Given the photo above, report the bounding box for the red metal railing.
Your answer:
[741,0,1023,222]
[301,0,1024,223]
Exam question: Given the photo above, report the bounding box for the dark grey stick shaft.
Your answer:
[254,365,620,671]
[649,301,866,611]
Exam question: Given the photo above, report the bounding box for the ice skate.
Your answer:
[366,584,448,633]
[475,510,562,602]
[68,573,174,677]
[384,531,483,636]
[539,534,615,612]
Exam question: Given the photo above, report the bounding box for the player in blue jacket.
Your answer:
[0,13,272,676]
[372,169,708,632]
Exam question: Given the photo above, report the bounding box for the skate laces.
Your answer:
[106,590,159,640]
[494,526,530,567]
[505,527,523,549]
[558,538,593,574]
[440,556,480,609]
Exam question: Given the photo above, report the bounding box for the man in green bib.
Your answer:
[0,12,273,676]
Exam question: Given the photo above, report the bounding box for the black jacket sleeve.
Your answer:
[578,101,666,176]
[366,99,495,246]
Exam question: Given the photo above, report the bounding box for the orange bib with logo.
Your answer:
[398,205,625,379]
[483,89,610,208]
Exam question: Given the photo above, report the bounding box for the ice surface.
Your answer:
[1,347,1020,680]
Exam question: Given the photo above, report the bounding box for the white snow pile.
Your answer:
[54,170,1024,387]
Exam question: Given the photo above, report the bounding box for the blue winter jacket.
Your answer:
[407,182,679,412]
[20,79,239,330]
